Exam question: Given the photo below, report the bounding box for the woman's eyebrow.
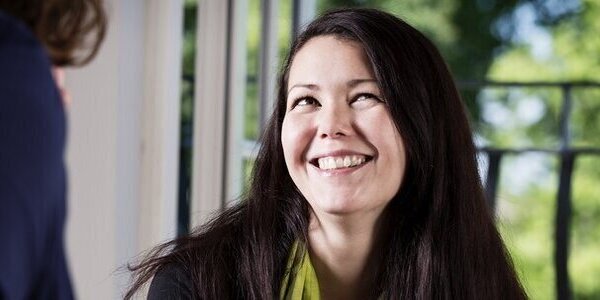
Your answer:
[347,78,377,87]
[287,83,319,95]
[287,79,377,96]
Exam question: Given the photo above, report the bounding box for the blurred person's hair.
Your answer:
[0,0,106,66]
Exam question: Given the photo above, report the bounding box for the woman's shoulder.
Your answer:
[130,206,248,299]
[145,232,242,299]
[148,262,194,300]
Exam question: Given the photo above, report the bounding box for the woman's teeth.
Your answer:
[317,155,367,170]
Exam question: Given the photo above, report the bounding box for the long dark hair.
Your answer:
[0,0,106,66]
[126,8,526,299]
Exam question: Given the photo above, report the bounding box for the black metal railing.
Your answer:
[461,81,600,300]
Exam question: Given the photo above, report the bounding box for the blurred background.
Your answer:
[64,0,598,299]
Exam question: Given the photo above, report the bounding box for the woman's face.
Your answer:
[281,36,406,217]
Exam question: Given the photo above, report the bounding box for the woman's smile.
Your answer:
[309,149,373,170]
[309,153,373,177]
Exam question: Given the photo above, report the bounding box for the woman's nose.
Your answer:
[317,104,353,139]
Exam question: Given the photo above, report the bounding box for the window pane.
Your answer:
[178,0,198,235]
[245,0,261,140]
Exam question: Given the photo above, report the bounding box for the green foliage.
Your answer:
[572,88,600,147]
[570,156,600,299]
[180,0,197,193]
[488,2,600,296]
[490,0,600,81]
[244,0,293,140]
[245,0,261,140]
[496,157,558,300]
[472,87,562,148]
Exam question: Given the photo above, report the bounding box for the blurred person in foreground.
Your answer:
[126,8,527,300]
[0,0,106,298]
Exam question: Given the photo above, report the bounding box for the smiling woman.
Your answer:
[126,8,527,300]
[281,36,408,299]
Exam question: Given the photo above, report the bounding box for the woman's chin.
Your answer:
[310,197,367,216]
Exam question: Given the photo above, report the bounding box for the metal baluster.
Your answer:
[555,151,575,300]
[559,85,573,150]
[555,84,574,300]
[484,149,503,213]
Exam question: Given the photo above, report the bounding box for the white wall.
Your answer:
[65,0,181,298]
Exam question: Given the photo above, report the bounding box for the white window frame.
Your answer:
[190,0,315,226]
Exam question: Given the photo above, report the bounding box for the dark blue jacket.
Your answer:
[0,10,74,300]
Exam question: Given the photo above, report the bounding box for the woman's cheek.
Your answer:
[281,117,302,164]
[282,115,313,160]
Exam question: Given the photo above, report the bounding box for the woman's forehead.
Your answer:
[287,36,375,90]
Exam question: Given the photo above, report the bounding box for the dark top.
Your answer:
[148,264,193,300]
[0,10,73,300]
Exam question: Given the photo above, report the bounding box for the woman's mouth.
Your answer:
[311,155,373,170]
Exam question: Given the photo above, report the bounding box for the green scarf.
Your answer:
[280,241,321,300]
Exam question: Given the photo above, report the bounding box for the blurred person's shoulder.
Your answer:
[0,9,64,176]
[0,9,44,54]
[0,9,60,116]
[0,8,54,74]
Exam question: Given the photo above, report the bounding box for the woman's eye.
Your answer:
[351,93,381,108]
[354,93,379,102]
[291,97,320,109]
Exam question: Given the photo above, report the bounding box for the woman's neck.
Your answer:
[307,210,384,300]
